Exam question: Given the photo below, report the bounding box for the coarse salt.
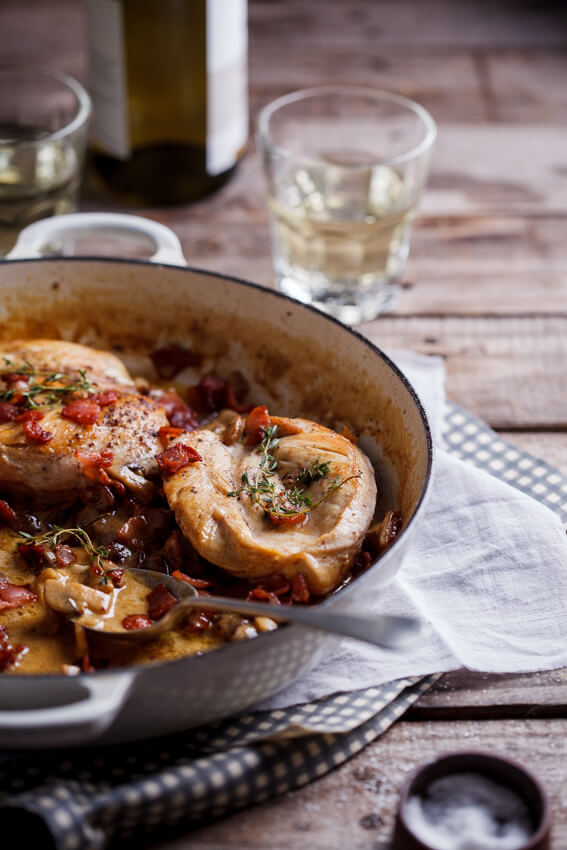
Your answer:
[404,772,534,850]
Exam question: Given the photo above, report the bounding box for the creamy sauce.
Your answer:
[0,527,224,674]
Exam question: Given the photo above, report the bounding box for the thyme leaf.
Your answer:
[257,425,279,474]
[296,459,331,487]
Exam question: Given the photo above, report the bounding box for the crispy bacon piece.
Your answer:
[53,543,76,568]
[171,569,212,589]
[184,610,215,632]
[91,563,124,587]
[23,419,53,444]
[93,390,120,407]
[107,568,124,587]
[74,449,113,485]
[156,443,201,478]
[1,372,29,385]
[0,578,37,611]
[257,574,291,597]
[150,343,201,379]
[15,410,42,422]
[267,511,306,528]
[247,587,281,605]
[15,409,53,444]
[90,563,104,580]
[290,574,310,604]
[245,405,270,446]
[0,402,19,422]
[158,426,185,446]
[0,499,17,528]
[147,583,178,621]
[81,653,95,673]
[17,541,48,571]
[123,614,153,631]
[0,625,27,671]
[61,398,101,425]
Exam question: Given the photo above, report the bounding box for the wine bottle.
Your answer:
[84,0,248,205]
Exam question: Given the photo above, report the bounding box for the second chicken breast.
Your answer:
[161,411,377,596]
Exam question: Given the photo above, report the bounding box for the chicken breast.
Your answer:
[0,340,168,500]
[162,413,377,595]
[0,339,133,389]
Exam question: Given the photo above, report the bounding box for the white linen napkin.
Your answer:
[261,351,567,709]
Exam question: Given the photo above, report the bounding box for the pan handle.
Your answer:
[6,212,187,266]
[0,671,135,748]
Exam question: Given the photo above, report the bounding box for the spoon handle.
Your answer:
[170,595,422,650]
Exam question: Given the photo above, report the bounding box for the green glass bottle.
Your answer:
[85,0,248,205]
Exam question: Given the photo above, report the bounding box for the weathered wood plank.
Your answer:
[422,125,567,216]
[250,1,567,50]
[0,0,86,81]
[250,46,567,126]
[486,49,567,123]
[412,669,567,719]
[249,50,488,124]
[359,316,567,429]
[148,719,567,849]
[403,215,567,315]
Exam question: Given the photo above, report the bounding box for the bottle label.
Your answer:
[85,0,130,160]
[206,0,248,176]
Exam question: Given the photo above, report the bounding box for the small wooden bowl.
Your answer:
[392,751,551,850]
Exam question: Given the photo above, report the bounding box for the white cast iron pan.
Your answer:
[0,214,433,748]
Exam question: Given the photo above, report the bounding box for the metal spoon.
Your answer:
[75,568,422,650]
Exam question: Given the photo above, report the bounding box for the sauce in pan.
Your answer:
[0,339,399,675]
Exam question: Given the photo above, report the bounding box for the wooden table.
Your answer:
[2,1,567,846]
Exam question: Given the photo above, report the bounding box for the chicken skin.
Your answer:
[162,412,377,595]
[0,340,168,500]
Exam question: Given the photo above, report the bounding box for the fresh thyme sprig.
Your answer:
[228,425,360,521]
[257,424,279,473]
[18,526,110,580]
[0,359,93,409]
[295,458,331,487]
